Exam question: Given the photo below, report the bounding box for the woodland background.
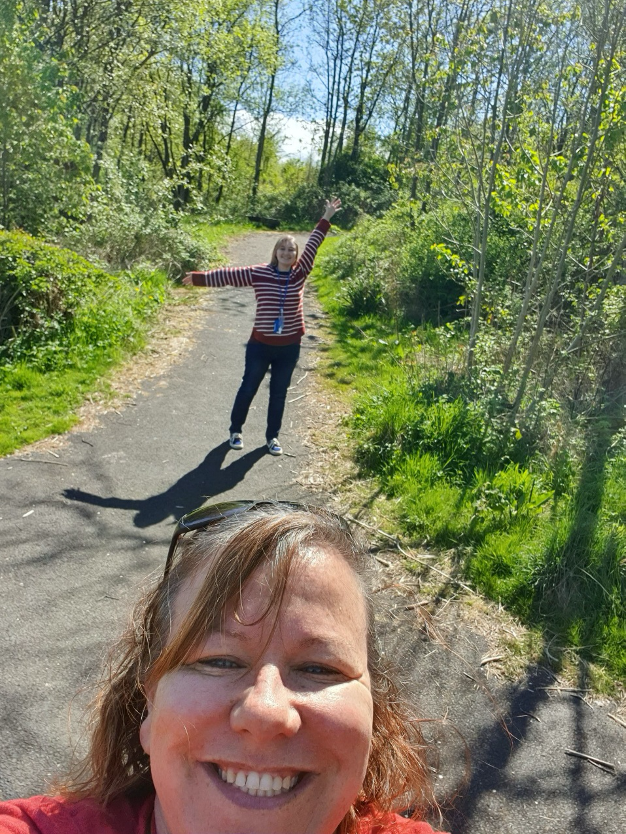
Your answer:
[1,0,625,681]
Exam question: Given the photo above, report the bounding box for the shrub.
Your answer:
[0,230,167,369]
[61,156,218,276]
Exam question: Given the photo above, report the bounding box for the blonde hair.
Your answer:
[270,235,298,267]
[59,504,436,832]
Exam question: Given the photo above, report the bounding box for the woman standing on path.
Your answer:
[183,198,341,456]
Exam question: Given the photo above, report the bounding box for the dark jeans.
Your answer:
[230,340,301,441]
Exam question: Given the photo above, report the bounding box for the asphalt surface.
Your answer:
[0,231,624,832]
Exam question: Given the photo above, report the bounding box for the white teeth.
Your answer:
[245,772,260,790]
[217,766,299,796]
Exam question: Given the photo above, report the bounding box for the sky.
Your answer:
[273,115,321,160]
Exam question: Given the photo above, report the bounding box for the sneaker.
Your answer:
[267,437,283,456]
[229,432,243,450]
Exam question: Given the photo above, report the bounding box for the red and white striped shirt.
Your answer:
[188,219,330,345]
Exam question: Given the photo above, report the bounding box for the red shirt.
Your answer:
[0,794,446,833]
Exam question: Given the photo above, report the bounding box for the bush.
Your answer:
[61,156,218,276]
[0,230,167,369]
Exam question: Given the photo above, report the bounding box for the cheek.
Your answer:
[140,677,228,749]
[314,686,373,761]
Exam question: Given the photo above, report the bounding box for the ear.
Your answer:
[139,688,155,756]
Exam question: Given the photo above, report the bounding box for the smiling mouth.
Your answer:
[215,766,300,797]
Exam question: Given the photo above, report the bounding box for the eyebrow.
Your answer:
[211,627,348,653]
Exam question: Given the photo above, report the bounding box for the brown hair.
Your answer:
[269,235,298,267]
[60,504,435,832]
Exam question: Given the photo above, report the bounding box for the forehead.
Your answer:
[172,546,367,638]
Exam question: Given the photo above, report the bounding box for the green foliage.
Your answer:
[62,157,218,275]
[0,3,94,233]
[316,202,475,324]
[273,183,327,227]
[314,242,626,678]
[327,152,396,228]
[0,230,167,370]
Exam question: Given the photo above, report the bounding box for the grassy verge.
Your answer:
[0,220,245,457]
[181,217,255,253]
[311,243,626,687]
[0,357,124,456]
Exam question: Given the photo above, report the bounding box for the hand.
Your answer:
[182,273,194,285]
[323,197,341,220]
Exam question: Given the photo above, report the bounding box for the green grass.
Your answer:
[312,246,626,684]
[181,217,255,252]
[0,219,249,458]
[0,358,120,455]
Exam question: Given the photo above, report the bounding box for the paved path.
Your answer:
[0,232,320,798]
[0,231,624,832]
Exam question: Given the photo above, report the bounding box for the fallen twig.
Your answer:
[608,713,626,730]
[81,437,94,446]
[47,450,60,458]
[283,452,296,458]
[18,458,68,467]
[287,393,308,404]
[539,686,594,708]
[564,749,615,773]
[346,514,401,543]
[480,655,505,666]
[375,556,392,568]
[288,372,308,389]
[538,686,591,693]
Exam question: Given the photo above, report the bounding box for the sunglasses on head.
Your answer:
[165,500,346,578]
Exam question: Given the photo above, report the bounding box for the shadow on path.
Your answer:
[63,441,266,528]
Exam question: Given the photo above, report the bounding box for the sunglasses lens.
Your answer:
[178,500,256,532]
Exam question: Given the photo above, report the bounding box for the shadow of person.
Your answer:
[63,441,267,529]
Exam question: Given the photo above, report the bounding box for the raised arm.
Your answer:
[297,197,342,275]
[182,264,255,287]
[323,197,341,222]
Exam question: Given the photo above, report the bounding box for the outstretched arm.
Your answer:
[182,264,255,287]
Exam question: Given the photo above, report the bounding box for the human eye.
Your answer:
[190,656,243,673]
[297,662,347,681]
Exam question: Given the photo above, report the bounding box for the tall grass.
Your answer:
[312,243,626,682]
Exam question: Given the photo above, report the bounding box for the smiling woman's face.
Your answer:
[139,546,374,834]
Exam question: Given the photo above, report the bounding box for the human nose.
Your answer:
[230,664,301,740]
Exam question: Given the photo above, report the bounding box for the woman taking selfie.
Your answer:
[0,501,447,833]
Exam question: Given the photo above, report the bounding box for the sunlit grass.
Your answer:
[312,246,626,683]
[0,358,117,456]
[181,217,255,253]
